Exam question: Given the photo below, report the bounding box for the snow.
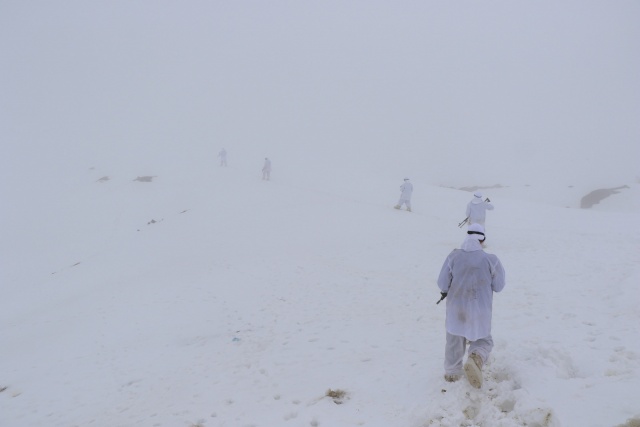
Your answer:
[1,162,639,427]
[2,2,639,426]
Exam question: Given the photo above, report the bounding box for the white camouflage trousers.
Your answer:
[444,332,493,375]
[396,198,411,209]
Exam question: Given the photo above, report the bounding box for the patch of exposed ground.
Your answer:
[580,185,629,208]
[458,184,505,192]
[614,417,640,427]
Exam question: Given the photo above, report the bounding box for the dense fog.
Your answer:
[2,2,639,196]
[2,4,639,426]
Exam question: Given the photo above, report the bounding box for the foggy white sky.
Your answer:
[2,1,639,191]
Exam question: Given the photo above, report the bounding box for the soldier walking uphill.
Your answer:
[436,223,506,388]
[394,178,413,212]
[262,158,271,181]
[218,148,227,167]
[465,192,494,228]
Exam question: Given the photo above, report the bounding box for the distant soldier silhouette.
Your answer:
[262,158,271,180]
[218,148,227,167]
[394,178,413,212]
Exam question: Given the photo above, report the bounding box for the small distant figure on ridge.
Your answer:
[262,157,271,180]
[218,148,227,167]
[465,192,493,227]
[394,178,413,212]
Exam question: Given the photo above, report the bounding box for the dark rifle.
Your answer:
[458,197,490,228]
[436,293,447,304]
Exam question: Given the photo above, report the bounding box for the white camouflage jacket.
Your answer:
[437,239,505,341]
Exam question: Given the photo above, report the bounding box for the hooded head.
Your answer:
[467,223,485,241]
[461,223,486,251]
[404,178,409,181]
[472,192,483,204]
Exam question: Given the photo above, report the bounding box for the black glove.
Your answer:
[436,292,447,304]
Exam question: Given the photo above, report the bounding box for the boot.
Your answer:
[394,205,401,209]
[444,374,461,382]
[464,353,483,389]
[406,207,412,212]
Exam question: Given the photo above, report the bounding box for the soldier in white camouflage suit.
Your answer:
[437,223,506,388]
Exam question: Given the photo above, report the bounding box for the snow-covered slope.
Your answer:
[1,163,638,427]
